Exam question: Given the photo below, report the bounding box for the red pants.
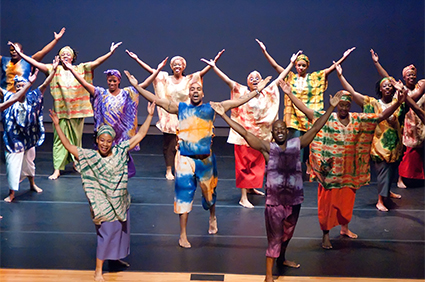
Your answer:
[234,145,265,189]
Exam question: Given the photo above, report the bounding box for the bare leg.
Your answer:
[397,176,407,189]
[390,191,401,199]
[28,176,42,193]
[248,188,265,196]
[165,166,174,180]
[322,230,332,249]
[94,258,105,282]
[239,188,254,208]
[4,190,15,202]
[48,169,60,180]
[179,213,191,248]
[265,257,276,282]
[340,224,358,238]
[376,195,388,212]
[208,204,218,235]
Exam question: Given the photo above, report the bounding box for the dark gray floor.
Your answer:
[1,133,424,279]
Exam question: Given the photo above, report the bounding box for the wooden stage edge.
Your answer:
[0,269,421,282]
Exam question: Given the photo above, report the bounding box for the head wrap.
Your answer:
[402,64,416,77]
[13,75,28,84]
[379,76,394,86]
[97,124,116,139]
[170,56,187,70]
[104,69,122,81]
[59,46,75,58]
[340,91,352,103]
[296,54,310,67]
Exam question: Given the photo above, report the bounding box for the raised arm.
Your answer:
[377,89,405,123]
[62,60,95,95]
[200,57,236,89]
[49,109,79,160]
[256,39,285,73]
[324,47,356,76]
[124,70,179,114]
[39,56,60,93]
[129,102,155,150]
[199,49,225,77]
[273,50,303,83]
[410,80,425,101]
[138,57,168,88]
[219,76,272,111]
[335,62,365,107]
[370,49,390,78]
[406,94,425,123]
[280,80,314,120]
[300,92,342,148]
[89,42,122,70]
[126,50,154,74]
[0,70,38,111]
[211,102,270,161]
[8,42,49,74]
[32,27,66,61]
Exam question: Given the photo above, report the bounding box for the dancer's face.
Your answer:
[107,75,120,92]
[380,80,395,100]
[337,101,351,119]
[272,120,288,145]
[403,70,417,87]
[188,82,204,106]
[97,133,113,157]
[9,44,22,60]
[295,60,308,76]
[60,50,73,65]
[171,59,185,75]
[247,71,262,91]
[15,81,26,92]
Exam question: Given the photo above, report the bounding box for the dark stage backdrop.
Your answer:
[1,0,423,126]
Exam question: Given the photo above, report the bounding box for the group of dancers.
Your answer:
[1,28,424,282]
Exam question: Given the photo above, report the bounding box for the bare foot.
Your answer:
[178,238,191,248]
[94,270,104,282]
[340,229,358,239]
[165,173,175,180]
[239,200,254,209]
[0,215,3,219]
[264,276,275,282]
[4,195,14,203]
[283,260,300,268]
[248,188,265,196]
[208,216,218,234]
[397,177,407,189]
[390,191,401,199]
[322,233,332,249]
[376,202,388,212]
[48,170,60,180]
[30,184,43,193]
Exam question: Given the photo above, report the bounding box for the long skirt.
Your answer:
[234,145,265,189]
[398,146,424,180]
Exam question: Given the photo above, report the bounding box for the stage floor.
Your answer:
[1,133,424,280]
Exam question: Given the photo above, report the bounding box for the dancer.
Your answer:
[391,79,425,123]
[211,90,342,282]
[8,41,122,180]
[1,27,65,92]
[2,57,59,202]
[60,57,167,177]
[124,66,271,248]
[0,70,38,111]
[280,62,405,249]
[49,102,155,282]
[206,48,302,208]
[338,50,406,211]
[126,49,224,180]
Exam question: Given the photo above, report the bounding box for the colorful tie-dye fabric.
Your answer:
[46,63,94,119]
[93,86,139,150]
[2,88,45,153]
[403,80,425,148]
[309,112,379,189]
[153,71,200,134]
[1,57,32,92]
[227,81,279,146]
[75,140,130,225]
[284,70,327,132]
[177,102,215,156]
[363,96,404,163]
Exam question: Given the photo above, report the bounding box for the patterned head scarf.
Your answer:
[13,75,28,84]
[97,124,116,139]
[379,76,394,86]
[59,46,75,58]
[104,69,122,81]
[340,91,352,103]
[402,64,416,78]
[170,56,187,70]
[296,54,310,67]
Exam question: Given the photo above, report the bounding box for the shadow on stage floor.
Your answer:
[1,133,424,279]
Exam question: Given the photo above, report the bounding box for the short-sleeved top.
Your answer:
[153,71,200,134]
[403,81,425,148]
[363,96,404,163]
[93,86,139,150]
[310,111,379,190]
[1,88,44,153]
[284,70,327,132]
[227,80,279,146]
[265,139,303,206]
[47,63,94,119]
[75,140,130,225]
[177,102,214,156]
[1,57,32,92]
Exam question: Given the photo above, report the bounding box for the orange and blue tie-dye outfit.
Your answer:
[1,57,32,92]
[174,102,218,214]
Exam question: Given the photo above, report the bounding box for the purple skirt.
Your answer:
[95,210,130,260]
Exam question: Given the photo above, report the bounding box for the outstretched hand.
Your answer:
[124,70,138,85]
[28,69,39,83]
[370,49,379,63]
[7,41,21,54]
[343,47,356,58]
[110,42,122,53]
[396,85,407,103]
[156,57,168,71]
[54,27,66,40]
[334,61,342,76]
[49,109,59,125]
[126,50,138,60]
[257,76,272,92]
[62,59,72,70]
[329,91,343,107]
[214,49,225,62]
[278,80,292,94]
[201,58,215,68]
[210,102,225,116]
[290,50,303,64]
[390,78,404,92]
[255,39,266,52]
[147,101,156,115]
[52,56,60,69]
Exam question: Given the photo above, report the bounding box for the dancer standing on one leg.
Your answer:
[2,57,59,202]
[50,102,155,282]
[211,89,342,282]
[281,62,405,249]
[126,49,224,180]
[124,65,271,248]
[208,47,302,208]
